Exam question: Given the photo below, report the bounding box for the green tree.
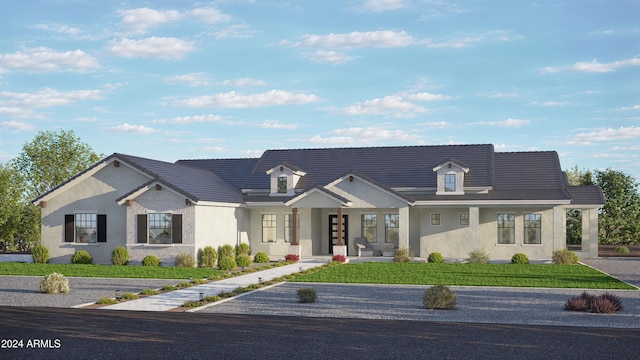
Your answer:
[11,129,102,199]
[595,169,640,245]
[566,165,595,186]
[565,166,595,245]
[0,163,25,247]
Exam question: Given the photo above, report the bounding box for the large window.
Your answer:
[361,214,377,243]
[149,213,172,244]
[284,213,299,243]
[65,213,106,243]
[277,176,287,193]
[445,174,456,192]
[497,213,515,244]
[262,214,277,243]
[384,214,399,244]
[524,213,542,245]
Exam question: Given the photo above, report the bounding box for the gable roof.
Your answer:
[176,158,258,190]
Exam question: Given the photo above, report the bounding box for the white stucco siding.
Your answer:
[40,163,150,264]
[419,208,474,259]
[248,207,313,259]
[327,178,407,208]
[194,204,246,252]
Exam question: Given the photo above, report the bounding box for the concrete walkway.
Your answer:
[101,259,327,311]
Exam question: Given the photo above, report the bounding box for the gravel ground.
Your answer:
[0,276,177,308]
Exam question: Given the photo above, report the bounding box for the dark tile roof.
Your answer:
[176,158,258,190]
[566,186,606,205]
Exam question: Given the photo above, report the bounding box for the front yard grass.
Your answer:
[0,262,225,280]
[292,262,636,289]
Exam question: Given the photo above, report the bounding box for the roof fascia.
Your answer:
[414,199,571,207]
[326,172,415,205]
[285,187,353,207]
[116,179,197,205]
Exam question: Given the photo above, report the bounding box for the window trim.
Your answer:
[523,213,542,245]
[384,214,399,244]
[277,176,288,194]
[136,213,182,245]
[65,213,106,243]
[361,213,377,243]
[444,173,456,192]
[497,213,516,245]
[430,213,441,226]
[262,214,277,243]
[459,212,469,226]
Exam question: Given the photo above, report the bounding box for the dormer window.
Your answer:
[445,174,456,192]
[277,176,288,193]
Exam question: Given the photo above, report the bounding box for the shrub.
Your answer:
[564,291,623,313]
[236,254,253,267]
[121,292,138,300]
[175,253,196,267]
[393,247,413,262]
[71,250,92,264]
[615,246,630,254]
[552,248,579,265]
[218,244,235,258]
[111,246,129,265]
[599,292,624,312]
[284,254,300,262]
[96,297,119,305]
[424,285,457,310]
[198,246,218,268]
[468,249,489,264]
[427,252,444,263]
[142,254,160,267]
[140,289,159,296]
[162,285,178,291]
[218,256,237,270]
[236,243,251,256]
[40,272,69,294]
[511,253,529,264]
[31,245,49,264]
[297,287,317,303]
[254,251,270,263]
[332,254,347,263]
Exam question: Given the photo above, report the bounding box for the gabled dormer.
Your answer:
[266,162,306,196]
[433,158,469,195]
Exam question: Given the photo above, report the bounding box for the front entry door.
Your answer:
[328,215,348,254]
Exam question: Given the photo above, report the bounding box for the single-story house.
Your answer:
[33,144,605,264]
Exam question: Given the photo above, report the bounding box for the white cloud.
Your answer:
[424,121,451,128]
[259,120,299,130]
[162,73,210,86]
[338,91,451,118]
[529,101,571,107]
[567,126,640,145]
[542,57,640,74]
[217,78,267,87]
[309,125,420,144]
[482,92,519,98]
[151,114,225,125]
[0,88,103,108]
[303,50,355,64]
[32,23,82,36]
[287,30,416,50]
[358,0,409,12]
[0,47,99,73]
[119,7,230,34]
[0,120,35,132]
[0,106,38,118]
[617,105,640,111]
[106,123,157,134]
[213,24,258,39]
[172,90,322,108]
[476,118,530,128]
[106,37,196,60]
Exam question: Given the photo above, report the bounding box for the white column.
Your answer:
[469,207,479,248]
[399,206,410,250]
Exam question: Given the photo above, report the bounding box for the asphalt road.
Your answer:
[1,306,639,359]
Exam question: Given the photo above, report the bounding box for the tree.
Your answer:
[565,166,595,245]
[595,169,640,245]
[11,129,102,200]
[0,163,25,247]
[565,165,595,186]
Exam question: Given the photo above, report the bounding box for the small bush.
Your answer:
[284,254,300,262]
[120,292,138,300]
[564,291,623,314]
[111,246,129,265]
[198,246,218,268]
[218,256,237,270]
[468,249,489,264]
[393,247,413,263]
[254,251,270,263]
[162,285,178,291]
[175,253,196,267]
[424,285,457,310]
[31,245,49,264]
[332,254,347,263]
[297,287,317,303]
[615,246,630,254]
[71,250,92,264]
[236,243,251,256]
[598,292,624,312]
[142,254,160,267]
[40,272,69,294]
[553,248,579,265]
[427,252,444,263]
[236,254,253,267]
[96,297,119,305]
[511,253,529,264]
[140,289,159,296]
[218,244,235,258]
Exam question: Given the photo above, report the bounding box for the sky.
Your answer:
[0,0,639,181]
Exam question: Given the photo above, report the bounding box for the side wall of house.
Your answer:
[194,204,247,255]
[40,163,149,264]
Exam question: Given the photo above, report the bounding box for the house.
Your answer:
[33,144,605,265]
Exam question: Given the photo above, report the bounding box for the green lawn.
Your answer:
[293,262,636,289]
[0,262,224,280]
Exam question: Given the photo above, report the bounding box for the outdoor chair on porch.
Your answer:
[354,237,374,257]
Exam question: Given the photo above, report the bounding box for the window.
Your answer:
[459,212,469,226]
[431,213,441,226]
[445,174,456,192]
[277,176,287,193]
[361,214,377,243]
[384,214,399,244]
[497,213,515,244]
[284,213,299,243]
[65,213,106,243]
[524,213,542,245]
[136,213,182,244]
[149,213,172,244]
[262,214,277,243]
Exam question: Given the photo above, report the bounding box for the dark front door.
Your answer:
[328,214,348,254]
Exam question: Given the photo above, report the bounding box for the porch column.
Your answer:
[582,208,599,258]
[292,207,299,245]
[398,206,410,250]
[337,207,344,246]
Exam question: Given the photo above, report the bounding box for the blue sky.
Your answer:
[1,0,639,180]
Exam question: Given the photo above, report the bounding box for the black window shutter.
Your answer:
[64,215,74,242]
[97,215,107,242]
[137,214,147,243]
[172,214,182,244]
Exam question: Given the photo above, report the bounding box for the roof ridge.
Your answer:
[264,143,493,153]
